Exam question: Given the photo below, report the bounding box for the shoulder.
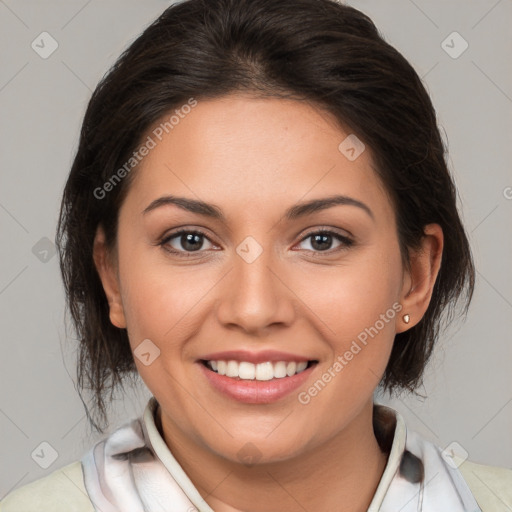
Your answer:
[457,456,512,511]
[0,461,95,512]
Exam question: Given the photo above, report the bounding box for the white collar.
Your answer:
[81,396,481,511]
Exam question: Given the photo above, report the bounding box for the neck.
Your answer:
[157,399,391,512]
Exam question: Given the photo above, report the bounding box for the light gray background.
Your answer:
[1,0,511,498]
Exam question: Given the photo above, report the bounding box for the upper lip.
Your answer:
[199,350,316,364]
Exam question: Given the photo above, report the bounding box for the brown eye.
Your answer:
[297,230,354,254]
[160,229,216,256]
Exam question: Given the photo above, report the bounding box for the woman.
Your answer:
[1,0,510,510]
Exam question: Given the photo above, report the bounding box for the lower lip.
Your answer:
[198,362,317,404]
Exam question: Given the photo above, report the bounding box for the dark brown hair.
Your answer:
[56,0,475,432]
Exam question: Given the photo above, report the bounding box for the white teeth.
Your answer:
[206,359,311,380]
[297,361,308,373]
[286,361,297,377]
[217,360,227,376]
[273,361,287,378]
[226,360,239,377]
[238,361,255,380]
[255,362,274,381]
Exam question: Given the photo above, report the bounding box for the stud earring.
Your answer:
[403,314,410,324]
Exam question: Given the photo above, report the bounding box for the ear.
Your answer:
[397,223,444,333]
[92,225,127,329]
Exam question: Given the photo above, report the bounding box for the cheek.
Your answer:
[120,270,189,341]
[117,262,196,392]
[305,243,402,385]
[117,243,214,351]
[308,244,402,331]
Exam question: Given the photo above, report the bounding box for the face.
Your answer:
[95,93,438,465]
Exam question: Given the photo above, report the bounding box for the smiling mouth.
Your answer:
[200,359,318,381]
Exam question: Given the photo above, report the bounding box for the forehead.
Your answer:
[123,94,393,221]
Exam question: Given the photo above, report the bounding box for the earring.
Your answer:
[403,314,410,324]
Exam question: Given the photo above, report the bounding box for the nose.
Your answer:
[215,243,296,335]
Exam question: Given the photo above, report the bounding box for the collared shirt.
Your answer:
[2,397,512,511]
[81,397,482,511]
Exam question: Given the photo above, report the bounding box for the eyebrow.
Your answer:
[142,194,374,221]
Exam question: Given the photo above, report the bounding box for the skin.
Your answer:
[93,93,443,512]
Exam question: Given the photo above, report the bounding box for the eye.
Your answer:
[296,229,354,254]
[158,227,354,257]
[160,229,217,256]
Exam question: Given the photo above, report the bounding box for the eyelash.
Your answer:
[158,228,354,258]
